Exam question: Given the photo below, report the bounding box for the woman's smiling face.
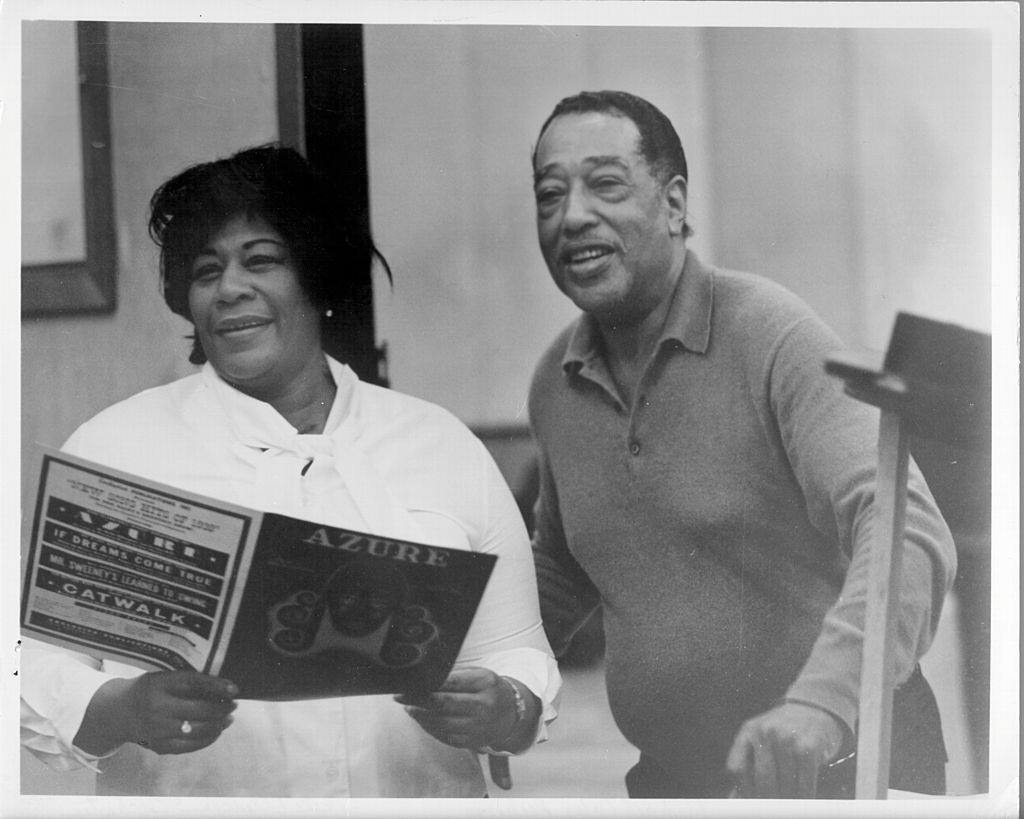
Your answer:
[188,213,323,398]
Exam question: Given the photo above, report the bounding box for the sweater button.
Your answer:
[629,441,641,456]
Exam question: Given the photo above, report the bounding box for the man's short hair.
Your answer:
[533,90,689,186]
[533,90,692,236]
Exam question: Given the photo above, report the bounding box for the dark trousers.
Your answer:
[626,665,947,798]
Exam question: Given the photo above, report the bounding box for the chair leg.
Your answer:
[856,409,910,798]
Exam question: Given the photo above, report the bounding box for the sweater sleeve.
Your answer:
[765,316,957,733]
[530,445,603,659]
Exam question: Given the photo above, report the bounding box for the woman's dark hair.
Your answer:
[148,144,390,364]
[532,90,693,237]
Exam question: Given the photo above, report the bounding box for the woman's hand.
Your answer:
[394,667,537,753]
[74,671,238,756]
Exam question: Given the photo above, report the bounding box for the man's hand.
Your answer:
[725,701,845,798]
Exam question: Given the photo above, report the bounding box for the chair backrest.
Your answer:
[884,312,991,449]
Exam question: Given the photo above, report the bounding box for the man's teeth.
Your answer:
[570,248,608,263]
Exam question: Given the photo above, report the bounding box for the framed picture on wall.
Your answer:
[21,20,116,317]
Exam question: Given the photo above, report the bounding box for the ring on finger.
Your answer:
[180,719,194,736]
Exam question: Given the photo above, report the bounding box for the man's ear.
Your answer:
[664,175,688,236]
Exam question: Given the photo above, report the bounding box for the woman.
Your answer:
[20,145,561,797]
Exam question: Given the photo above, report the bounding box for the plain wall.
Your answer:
[366,26,991,427]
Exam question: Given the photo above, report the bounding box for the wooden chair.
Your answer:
[825,312,991,797]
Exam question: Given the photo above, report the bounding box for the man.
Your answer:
[527,90,955,798]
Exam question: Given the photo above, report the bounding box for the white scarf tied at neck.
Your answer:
[201,360,425,545]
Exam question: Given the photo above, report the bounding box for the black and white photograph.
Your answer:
[2,1,1018,817]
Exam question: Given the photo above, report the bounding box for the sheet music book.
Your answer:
[21,447,496,700]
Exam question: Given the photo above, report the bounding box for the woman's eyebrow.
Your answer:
[241,238,286,250]
[194,238,286,256]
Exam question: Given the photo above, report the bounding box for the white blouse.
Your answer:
[21,357,560,796]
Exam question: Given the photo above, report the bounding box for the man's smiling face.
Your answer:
[533,111,684,323]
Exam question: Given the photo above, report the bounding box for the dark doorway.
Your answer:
[275,24,386,387]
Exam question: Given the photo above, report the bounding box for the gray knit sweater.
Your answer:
[529,250,955,783]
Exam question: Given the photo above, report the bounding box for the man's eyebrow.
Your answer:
[533,164,558,186]
[585,155,630,171]
[533,155,631,185]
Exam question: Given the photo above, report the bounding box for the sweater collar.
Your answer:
[561,248,714,373]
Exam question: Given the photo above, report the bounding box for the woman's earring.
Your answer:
[324,308,334,318]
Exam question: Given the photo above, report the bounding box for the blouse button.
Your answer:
[629,441,641,456]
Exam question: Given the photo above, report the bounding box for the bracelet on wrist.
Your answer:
[478,676,527,756]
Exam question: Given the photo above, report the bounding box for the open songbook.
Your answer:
[21,447,496,700]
